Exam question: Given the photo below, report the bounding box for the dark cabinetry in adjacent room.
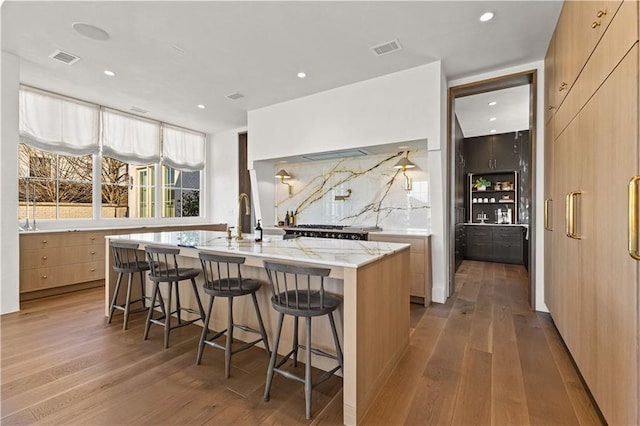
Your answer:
[464,131,527,173]
[465,225,525,265]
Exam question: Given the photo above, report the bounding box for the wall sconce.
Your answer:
[275,169,293,195]
[393,153,416,190]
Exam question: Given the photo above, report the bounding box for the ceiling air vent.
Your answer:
[49,49,80,65]
[371,39,402,56]
[225,92,244,100]
[130,106,148,114]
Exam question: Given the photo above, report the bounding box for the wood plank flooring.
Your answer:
[1,260,602,425]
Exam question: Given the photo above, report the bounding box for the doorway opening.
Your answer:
[447,70,537,308]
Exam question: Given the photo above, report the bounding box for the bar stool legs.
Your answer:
[144,278,204,349]
[108,269,149,331]
[195,291,270,378]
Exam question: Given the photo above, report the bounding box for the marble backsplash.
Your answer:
[274,150,430,230]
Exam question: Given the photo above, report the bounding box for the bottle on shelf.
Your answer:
[284,211,290,227]
[255,220,263,242]
[289,210,295,226]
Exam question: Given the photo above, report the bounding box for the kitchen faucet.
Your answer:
[237,193,251,240]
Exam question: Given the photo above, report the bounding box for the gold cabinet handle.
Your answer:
[90,236,95,240]
[596,9,607,18]
[566,191,582,239]
[90,251,96,255]
[90,268,96,272]
[592,20,601,29]
[565,193,572,237]
[42,239,47,244]
[42,275,47,279]
[548,105,555,110]
[544,198,552,231]
[559,82,568,91]
[42,256,47,260]
[628,176,640,260]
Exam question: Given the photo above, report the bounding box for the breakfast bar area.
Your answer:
[105,230,410,425]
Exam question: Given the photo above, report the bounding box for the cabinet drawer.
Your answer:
[20,260,105,293]
[369,235,424,253]
[410,273,425,298]
[20,244,105,270]
[554,0,636,140]
[410,252,425,275]
[465,227,492,241]
[21,231,108,250]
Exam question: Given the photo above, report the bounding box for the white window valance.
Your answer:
[19,88,100,156]
[162,126,205,171]
[102,109,161,165]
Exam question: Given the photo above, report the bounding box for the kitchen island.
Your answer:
[105,230,410,425]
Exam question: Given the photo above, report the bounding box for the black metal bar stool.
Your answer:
[143,245,205,349]
[108,241,151,330]
[262,260,343,420]
[196,252,270,378]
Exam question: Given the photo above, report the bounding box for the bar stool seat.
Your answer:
[196,252,270,378]
[108,241,151,330]
[262,260,344,420]
[143,245,205,349]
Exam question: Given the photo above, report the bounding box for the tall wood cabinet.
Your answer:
[544,1,638,424]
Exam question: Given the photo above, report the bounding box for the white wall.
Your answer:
[248,62,449,302]
[448,60,548,312]
[208,127,245,227]
[248,63,444,163]
[1,51,21,314]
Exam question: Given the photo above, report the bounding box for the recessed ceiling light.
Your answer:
[103,70,115,77]
[488,101,497,106]
[480,12,494,22]
[197,104,206,109]
[490,129,497,133]
[72,22,110,41]
[489,117,497,121]
[297,72,307,79]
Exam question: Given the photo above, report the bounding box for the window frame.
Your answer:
[17,86,207,226]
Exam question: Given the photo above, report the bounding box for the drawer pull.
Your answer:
[90,268,96,272]
[591,20,601,29]
[596,9,606,18]
[558,82,568,91]
[628,176,640,260]
[42,275,47,279]
[42,239,47,244]
[42,256,48,260]
[548,105,555,110]
[90,237,95,240]
[90,251,96,255]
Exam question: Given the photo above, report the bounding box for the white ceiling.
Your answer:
[1,1,562,136]
[455,85,530,138]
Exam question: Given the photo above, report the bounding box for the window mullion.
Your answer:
[92,154,102,220]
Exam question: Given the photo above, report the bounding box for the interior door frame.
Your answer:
[447,70,538,307]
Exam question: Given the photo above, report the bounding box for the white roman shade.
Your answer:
[102,109,161,165]
[162,126,205,171]
[19,88,100,156]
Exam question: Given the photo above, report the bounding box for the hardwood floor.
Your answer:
[1,260,602,425]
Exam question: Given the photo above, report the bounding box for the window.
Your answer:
[101,156,130,218]
[19,144,93,220]
[162,166,201,218]
[18,87,205,222]
[135,166,156,218]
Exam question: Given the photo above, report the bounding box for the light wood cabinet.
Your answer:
[368,233,432,306]
[20,230,108,296]
[552,0,623,113]
[19,223,227,299]
[544,1,639,423]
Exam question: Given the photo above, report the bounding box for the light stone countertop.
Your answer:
[107,230,410,269]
